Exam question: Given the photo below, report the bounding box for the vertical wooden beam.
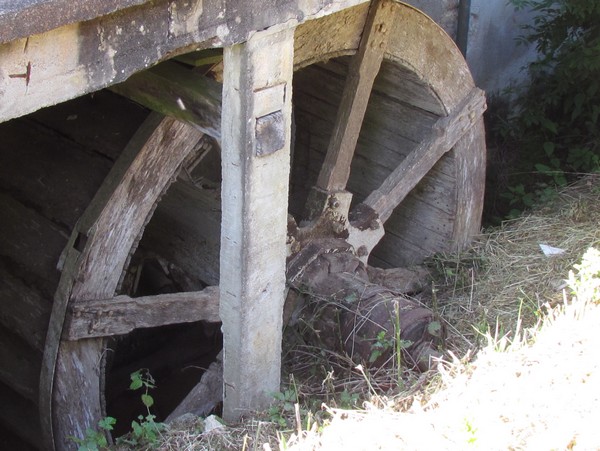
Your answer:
[220,25,294,421]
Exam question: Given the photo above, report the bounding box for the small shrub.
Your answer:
[116,369,167,447]
[489,0,600,218]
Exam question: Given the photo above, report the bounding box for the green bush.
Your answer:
[494,0,600,217]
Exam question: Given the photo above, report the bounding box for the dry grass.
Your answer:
[431,174,600,353]
[120,175,600,450]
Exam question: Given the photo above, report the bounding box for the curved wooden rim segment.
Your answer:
[40,115,204,450]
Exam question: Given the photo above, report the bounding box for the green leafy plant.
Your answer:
[338,389,360,409]
[369,330,393,363]
[489,0,600,219]
[69,417,116,451]
[268,387,299,427]
[69,369,166,450]
[116,369,166,447]
[463,417,478,445]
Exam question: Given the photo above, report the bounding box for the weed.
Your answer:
[463,417,478,445]
[486,0,600,220]
[69,417,116,451]
[338,389,360,409]
[368,330,393,364]
[268,388,298,427]
[116,369,167,447]
[68,369,166,450]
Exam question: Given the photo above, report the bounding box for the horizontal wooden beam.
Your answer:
[65,286,220,340]
[109,61,223,140]
[0,0,368,123]
[363,87,487,222]
[0,0,149,44]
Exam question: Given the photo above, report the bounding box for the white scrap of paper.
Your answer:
[539,243,566,256]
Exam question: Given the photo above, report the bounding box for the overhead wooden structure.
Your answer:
[0,1,486,450]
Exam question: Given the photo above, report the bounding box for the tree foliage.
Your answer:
[498,0,600,215]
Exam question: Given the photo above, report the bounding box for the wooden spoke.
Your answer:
[65,287,220,340]
[315,0,395,193]
[363,88,487,223]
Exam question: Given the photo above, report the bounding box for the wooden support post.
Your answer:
[220,25,295,421]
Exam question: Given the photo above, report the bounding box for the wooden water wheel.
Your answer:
[0,1,485,450]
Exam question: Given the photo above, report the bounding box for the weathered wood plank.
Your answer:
[0,382,42,450]
[66,287,220,340]
[317,0,395,192]
[140,180,222,286]
[40,114,205,450]
[292,123,457,214]
[364,88,486,222]
[166,350,223,421]
[0,0,149,44]
[0,261,51,351]
[293,119,456,204]
[0,421,40,451]
[28,90,150,161]
[450,118,486,249]
[0,326,42,402]
[0,192,67,295]
[294,69,439,149]
[294,2,367,70]
[0,118,113,229]
[109,62,223,141]
[317,57,446,115]
[387,2,475,110]
[293,63,445,173]
[174,48,223,67]
[1,0,369,123]
[373,60,446,115]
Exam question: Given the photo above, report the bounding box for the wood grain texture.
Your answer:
[363,88,486,222]
[317,0,395,192]
[0,192,66,295]
[0,263,51,351]
[0,326,42,402]
[140,180,222,286]
[291,2,486,266]
[66,287,220,340]
[0,382,42,449]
